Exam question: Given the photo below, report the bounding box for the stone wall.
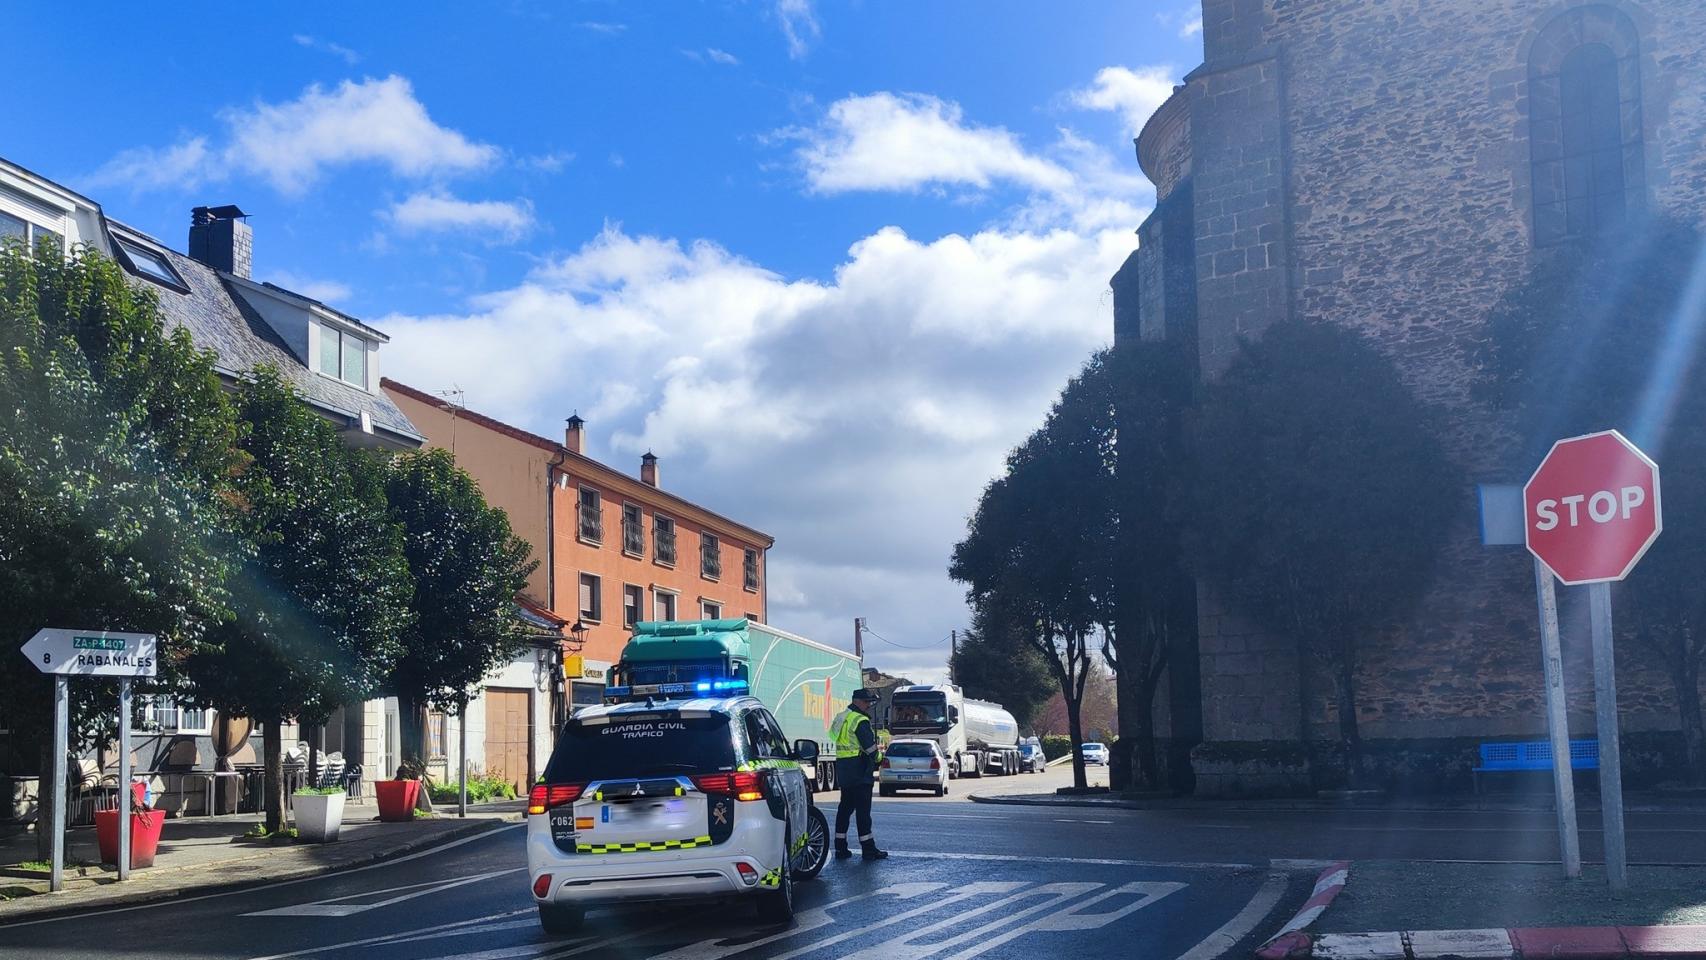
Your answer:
[1133,0,1706,774]
[1186,52,1293,376]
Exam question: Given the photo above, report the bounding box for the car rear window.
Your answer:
[886,742,935,758]
[543,712,736,783]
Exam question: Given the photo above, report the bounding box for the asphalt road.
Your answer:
[4,769,1702,960]
[0,787,1302,960]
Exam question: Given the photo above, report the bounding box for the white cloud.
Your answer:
[1181,13,1204,37]
[790,92,1074,196]
[777,0,820,59]
[519,151,575,173]
[1157,5,1204,39]
[92,76,498,195]
[382,220,1137,679]
[1070,65,1179,137]
[576,21,627,35]
[87,137,211,191]
[387,191,535,241]
[292,34,360,64]
[263,270,353,304]
[680,48,740,66]
[377,70,1157,681]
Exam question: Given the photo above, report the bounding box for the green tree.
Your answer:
[1106,341,1197,790]
[950,605,1056,733]
[1475,218,1706,783]
[0,242,239,856]
[385,448,537,768]
[186,369,413,832]
[952,356,1118,790]
[1189,322,1458,785]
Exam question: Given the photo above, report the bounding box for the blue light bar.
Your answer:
[695,682,711,692]
[604,685,632,697]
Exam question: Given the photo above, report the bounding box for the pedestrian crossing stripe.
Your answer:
[575,835,715,854]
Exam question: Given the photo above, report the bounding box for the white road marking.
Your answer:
[887,849,1255,870]
[940,881,1186,960]
[1174,872,1289,960]
[246,908,532,960]
[766,882,1028,960]
[646,882,947,960]
[243,868,519,917]
[7,821,526,930]
[1053,818,1114,824]
[837,882,1104,960]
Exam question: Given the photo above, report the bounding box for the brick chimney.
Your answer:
[640,451,659,487]
[564,413,585,454]
[188,205,252,278]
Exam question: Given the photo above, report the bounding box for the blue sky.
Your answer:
[5,1,1202,680]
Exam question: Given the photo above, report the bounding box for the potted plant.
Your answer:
[95,782,164,869]
[293,786,346,842]
[375,757,427,823]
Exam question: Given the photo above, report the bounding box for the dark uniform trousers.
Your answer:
[834,778,874,847]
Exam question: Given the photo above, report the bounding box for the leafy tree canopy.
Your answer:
[386,447,536,759]
[0,242,239,752]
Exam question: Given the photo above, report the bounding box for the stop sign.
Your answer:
[1524,430,1662,585]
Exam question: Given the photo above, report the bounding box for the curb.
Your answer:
[1305,925,1706,959]
[1254,861,1351,959]
[963,792,1704,815]
[0,816,515,925]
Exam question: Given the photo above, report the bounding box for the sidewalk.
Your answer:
[0,799,523,924]
[1268,861,1706,959]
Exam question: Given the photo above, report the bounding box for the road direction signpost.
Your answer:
[20,628,157,891]
[1524,430,1661,893]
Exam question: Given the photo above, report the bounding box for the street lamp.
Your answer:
[569,619,588,652]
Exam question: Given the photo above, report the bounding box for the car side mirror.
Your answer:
[793,739,819,762]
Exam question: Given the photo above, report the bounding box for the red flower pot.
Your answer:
[375,779,420,822]
[95,808,164,869]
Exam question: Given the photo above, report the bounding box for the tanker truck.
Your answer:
[886,684,1021,778]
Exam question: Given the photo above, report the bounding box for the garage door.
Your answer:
[484,688,533,794]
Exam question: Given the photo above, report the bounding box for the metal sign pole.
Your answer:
[117,678,132,881]
[51,675,68,893]
[458,693,468,819]
[1533,559,1581,878]
[1587,582,1628,892]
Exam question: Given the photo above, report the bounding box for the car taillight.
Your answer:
[880,757,890,769]
[532,873,553,899]
[526,782,585,815]
[693,771,765,802]
[930,757,940,770]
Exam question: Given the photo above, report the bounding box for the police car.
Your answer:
[526,692,830,934]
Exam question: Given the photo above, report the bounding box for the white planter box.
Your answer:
[294,792,345,843]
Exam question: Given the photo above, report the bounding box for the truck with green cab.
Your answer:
[606,619,863,791]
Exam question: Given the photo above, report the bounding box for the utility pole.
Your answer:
[950,630,958,685]
[853,617,864,660]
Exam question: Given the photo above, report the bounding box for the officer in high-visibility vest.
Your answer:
[830,688,888,860]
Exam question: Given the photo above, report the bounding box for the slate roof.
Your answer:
[108,222,422,447]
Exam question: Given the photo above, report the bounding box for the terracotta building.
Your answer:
[1117,0,1706,792]
[385,380,774,781]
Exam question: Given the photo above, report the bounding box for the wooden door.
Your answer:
[483,688,534,794]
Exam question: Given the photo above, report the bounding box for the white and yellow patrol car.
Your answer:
[526,695,830,934]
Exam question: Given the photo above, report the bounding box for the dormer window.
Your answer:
[112,235,189,292]
[317,321,368,389]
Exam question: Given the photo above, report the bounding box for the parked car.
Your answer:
[525,696,830,933]
[878,738,949,797]
[1078,742,1109,766]
[1018,742,1048,773]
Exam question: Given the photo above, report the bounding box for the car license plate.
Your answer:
[604,800,686,824]
[549,808,577,849]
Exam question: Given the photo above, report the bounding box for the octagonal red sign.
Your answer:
[1524,430,1662,585]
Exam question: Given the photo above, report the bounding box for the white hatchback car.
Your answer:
[526,696,829,934]
[1079,742,1110,766]
[877,738,949,797]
